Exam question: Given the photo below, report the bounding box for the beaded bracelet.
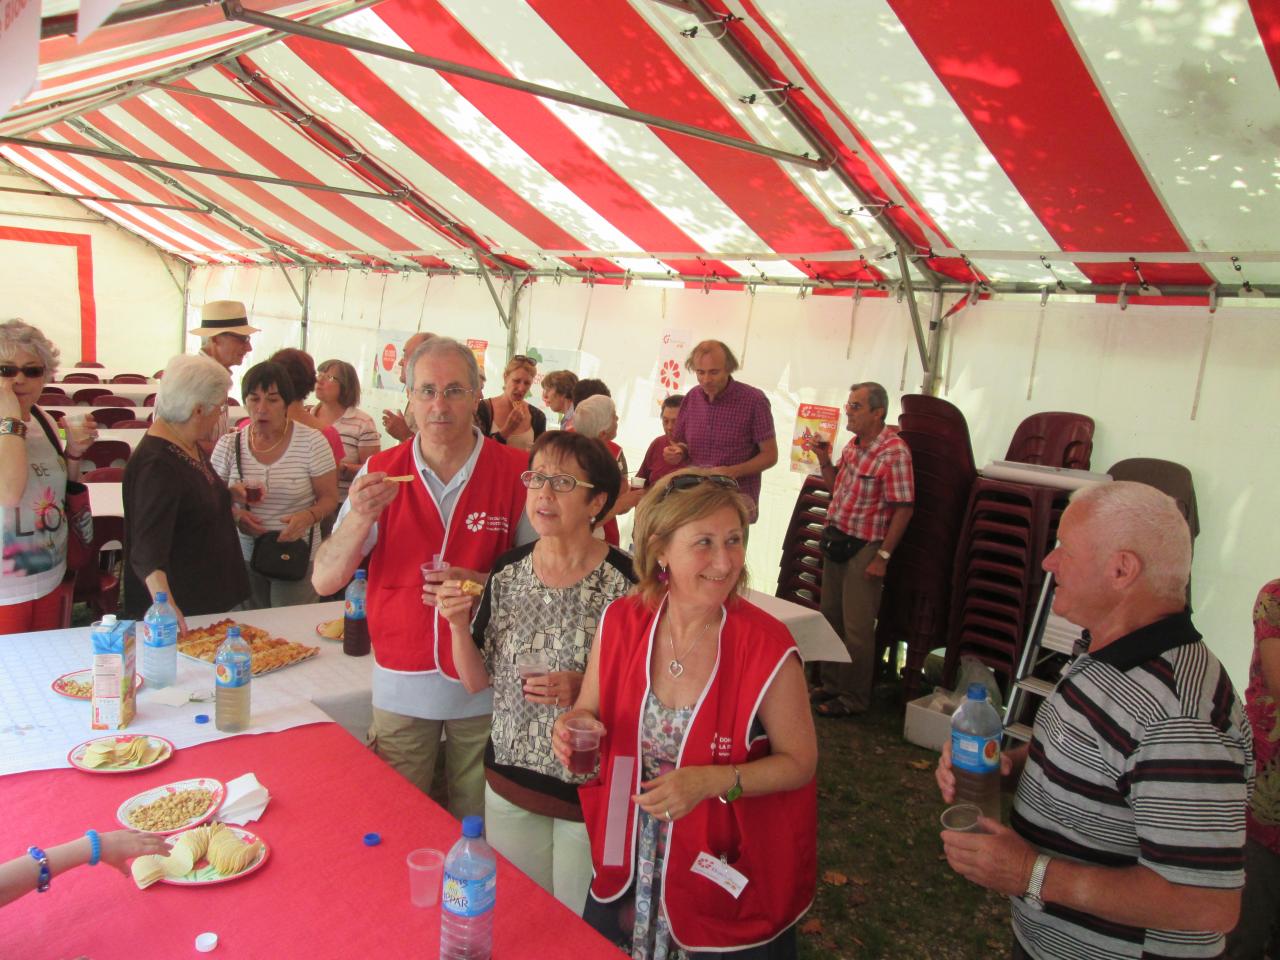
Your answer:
[86,829,101,866]
[27,846,50,893]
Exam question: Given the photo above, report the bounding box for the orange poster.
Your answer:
[791,403,840,474]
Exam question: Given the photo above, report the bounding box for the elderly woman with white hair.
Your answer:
[0,319,95,635]
[122,354,249,628]
[573,394,646,545]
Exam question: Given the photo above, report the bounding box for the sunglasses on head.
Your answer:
[0,364,46,379]
[658,474,738,500]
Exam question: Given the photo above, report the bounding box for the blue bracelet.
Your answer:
[27,847,50,893]
[86,829,101,867]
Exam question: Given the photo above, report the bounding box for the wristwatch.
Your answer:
[876,549,891,561]
[1023,853,1051,911]
[718,765,742,804]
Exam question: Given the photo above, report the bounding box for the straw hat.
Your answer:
[189,300,260,337]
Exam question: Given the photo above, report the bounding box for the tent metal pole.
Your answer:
[921,291,944,395]
[0,134,400,201]
[505,280,525,361]
[0,184,210,213]
[147,82,291,113]
[896,247,930,373]
[221,1,829,172]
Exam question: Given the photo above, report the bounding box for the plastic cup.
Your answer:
[407,848,444,907]
[939,803,986,833]
[421,554,448,581]
[566,716,606,775]
[516,650,551,683]
[243,480,266,505]
[629,476,646,490]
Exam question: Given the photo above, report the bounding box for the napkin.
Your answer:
[149,687,197,707]
[219,773,270,825]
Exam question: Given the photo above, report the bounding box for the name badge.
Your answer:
[690,851,748,899]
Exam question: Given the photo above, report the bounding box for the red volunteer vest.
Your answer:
[581,595,817,950]
[365,437,527,677]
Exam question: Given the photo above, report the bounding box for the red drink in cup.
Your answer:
[566,716,605,775]
[244,481,266,505]
[517,651,550,685]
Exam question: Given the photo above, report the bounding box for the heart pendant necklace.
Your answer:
[667,615,716,679]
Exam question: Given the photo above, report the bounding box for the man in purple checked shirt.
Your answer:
[662,340,778,521]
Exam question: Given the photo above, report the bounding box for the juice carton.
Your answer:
[91,615,136,730]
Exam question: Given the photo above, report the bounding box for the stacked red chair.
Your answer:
[61,371,101,382]
[93,394,136,407]
[109,373,149,383]
[82,440,131,470]
[1005,412,1095,469]
[775,474,831,613]
[72,386,111,405]
[876,395,976,697]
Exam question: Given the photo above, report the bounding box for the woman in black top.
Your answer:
[475,355,546,450]
[123,354,249,627]
[439,431,634,914]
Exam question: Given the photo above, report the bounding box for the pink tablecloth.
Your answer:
[0,722,625,959]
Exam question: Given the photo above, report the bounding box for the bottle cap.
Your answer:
[102,615,117,625]
[194,932,218,952]
[194,714,210,724]
[355,569,366,580]
[155,591,167,602]
[363,832,381,846]
[461,815,483,839]
[966,682,988,701]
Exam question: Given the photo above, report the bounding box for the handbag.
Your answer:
[33,408,95,570]
[818,524,865,564]
[236,430,312,581]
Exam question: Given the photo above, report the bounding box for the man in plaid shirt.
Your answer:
[663,340,777,520]
[811,382,914,716]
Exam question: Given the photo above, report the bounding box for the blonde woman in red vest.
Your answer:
[437,431,636,914]
[552,470,818,959]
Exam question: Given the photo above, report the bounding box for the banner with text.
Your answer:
[790,404,840,474]
[372,330,414,391]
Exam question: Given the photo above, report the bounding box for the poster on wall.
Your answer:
[0,0,41,118]
[790,404,840,475]
[466,338,488,375]
[652,328,690,407]
[372,330,415,390]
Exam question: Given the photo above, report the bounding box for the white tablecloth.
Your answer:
[746,589,848,663]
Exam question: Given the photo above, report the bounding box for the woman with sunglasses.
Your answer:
[0,320,97,634]
[476,355,546,451]
[552,469,817,959]
[437,431,635,914]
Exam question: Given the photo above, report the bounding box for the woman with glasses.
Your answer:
[552,469,817,959]
[476,355,546,451]
[310,359,380,529]
[437,432,635,914]
[0,320,96,634]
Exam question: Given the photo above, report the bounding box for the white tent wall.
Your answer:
[185,265,1277,688]
[1,167,183,371]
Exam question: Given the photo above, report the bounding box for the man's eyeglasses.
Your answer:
[521,470,595,493]
[410,385,474,402]
[658,474,738,500]
[0,364,46,379]
[215,333,251,345]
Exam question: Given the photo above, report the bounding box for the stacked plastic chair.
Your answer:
[876,395,977,697]
[775,474,831,613]
[943,411,1095,689]
[1107,457,1198,604]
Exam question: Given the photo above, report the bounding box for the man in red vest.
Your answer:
[314,337,531,818]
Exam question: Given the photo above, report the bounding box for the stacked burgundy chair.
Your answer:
[875,395,976,697]
[61,371,101,382]
[775,474,831,613]
[1005,412,1095,469]
[72,387,112,405]
[93,394,136,407]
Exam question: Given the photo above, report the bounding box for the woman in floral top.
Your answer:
[1227,579,1280,958]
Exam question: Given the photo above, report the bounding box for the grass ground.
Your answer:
[800,679,1010,959]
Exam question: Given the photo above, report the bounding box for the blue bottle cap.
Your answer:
[155,591,167,602]
[194,714,210,724]
[966,683,988,700]
[363,832,381,846]
[354,570,366,580]
[461,815,483,839]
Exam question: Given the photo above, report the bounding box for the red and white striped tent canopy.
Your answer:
[5,0,1279,296]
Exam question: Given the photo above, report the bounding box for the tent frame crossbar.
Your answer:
[220,0,828,173]
[0,183,211,214]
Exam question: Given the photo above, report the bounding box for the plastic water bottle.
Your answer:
[343,570,370,657]
[950,683,1003,820]
[214,626,251,732]
[440,815,496,960]
[140,592,179,688]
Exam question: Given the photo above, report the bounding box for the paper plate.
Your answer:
[52,669,144,700]
[160,825,270,886]
[116,777,225,835]
[314,618,344,641]
[68,734,174,774]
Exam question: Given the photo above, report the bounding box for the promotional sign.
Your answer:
[372,330,415,391]
[790,403,840,474]
[652,328,690,407]
[465,338,488,374]
[0,0,41,118]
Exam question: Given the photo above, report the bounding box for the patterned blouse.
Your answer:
[471,542,635,812]
[1246,579,1280,854]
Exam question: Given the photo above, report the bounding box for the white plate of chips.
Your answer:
[132,823,269,889]
[117,777,225,835]
[67,734,173,774]
[315,618,343,641]
[52,669,144,700]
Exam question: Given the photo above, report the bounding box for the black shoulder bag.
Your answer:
[236,430,311,581]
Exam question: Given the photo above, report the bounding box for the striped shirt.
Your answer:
[312,405,379,500]
[827,427,914,541]
[1011,613,1254,960]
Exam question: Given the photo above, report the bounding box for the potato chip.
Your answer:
[131,855,165,889]
[161,844,194,879]
[141,739,164,765]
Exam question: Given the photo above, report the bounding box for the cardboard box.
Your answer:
[903,692,954,753]
[91,616,136,730]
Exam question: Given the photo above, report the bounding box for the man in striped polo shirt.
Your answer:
[937,481,1253,960]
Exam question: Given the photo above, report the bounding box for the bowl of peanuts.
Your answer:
[116,778,225,835]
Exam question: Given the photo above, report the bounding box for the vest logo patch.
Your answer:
[709,734,732,761]
[466,511,486,532]
[464,511,510,534]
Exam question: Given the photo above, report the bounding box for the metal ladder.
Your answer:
[1002,572,1084,742]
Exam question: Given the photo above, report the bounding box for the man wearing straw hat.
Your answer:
[189,300,259,450]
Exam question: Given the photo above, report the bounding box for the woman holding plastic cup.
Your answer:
[437,431,635,914]
[552,469,818,958]
[0,320,95,634]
